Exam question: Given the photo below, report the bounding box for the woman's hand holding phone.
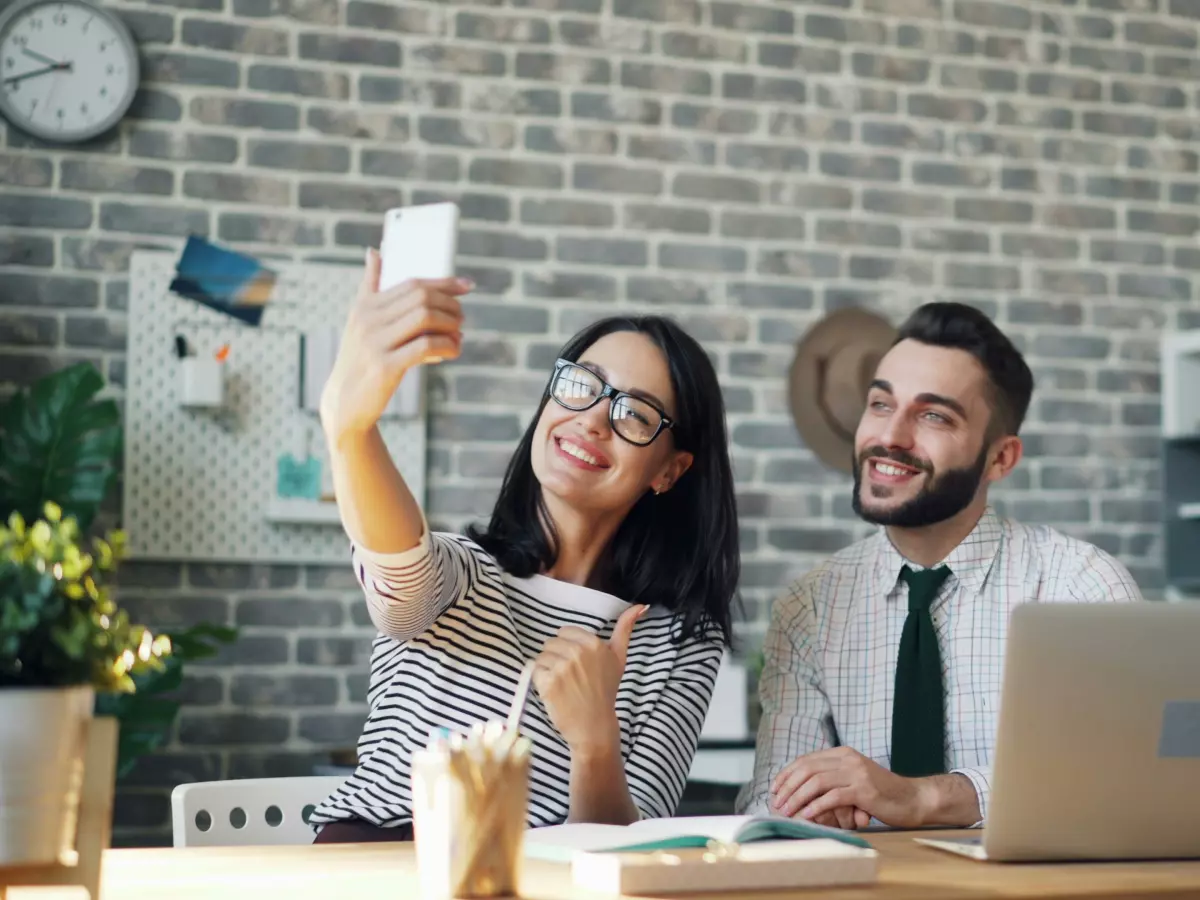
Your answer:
[320,247,473,442]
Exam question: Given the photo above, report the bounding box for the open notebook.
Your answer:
[524,814,872,863]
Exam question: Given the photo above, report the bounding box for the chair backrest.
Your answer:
[170,776,347,847]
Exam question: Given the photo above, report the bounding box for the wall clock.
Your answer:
[0,0,139,143]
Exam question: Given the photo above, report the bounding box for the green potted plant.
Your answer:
[0,502,171,865]
[0,362,235,786]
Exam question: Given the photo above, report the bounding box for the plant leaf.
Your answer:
[132,658,186,696]
[166,623,239,660]
[93,626,236,778]
[114,730,173,779]
[0,363,122,530]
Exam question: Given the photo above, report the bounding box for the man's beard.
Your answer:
[851,443,989,528]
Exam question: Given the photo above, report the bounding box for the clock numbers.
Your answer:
[0,0,139,142]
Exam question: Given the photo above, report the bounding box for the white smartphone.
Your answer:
[378,201,460,291]
[374,201,460,419]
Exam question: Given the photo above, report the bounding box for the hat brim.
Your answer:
[787,308,898,474]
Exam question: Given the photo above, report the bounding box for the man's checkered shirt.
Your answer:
[737,507,1143,821]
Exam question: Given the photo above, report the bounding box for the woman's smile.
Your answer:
[553,434,611,471]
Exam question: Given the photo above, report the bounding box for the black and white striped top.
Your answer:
[309,524,724,832]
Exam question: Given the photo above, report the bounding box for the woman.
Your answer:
[309,249,740,841]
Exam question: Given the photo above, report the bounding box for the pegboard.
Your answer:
[123,250,426,564]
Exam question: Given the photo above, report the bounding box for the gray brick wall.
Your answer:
[1,0,1195,844]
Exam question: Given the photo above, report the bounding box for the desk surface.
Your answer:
[74,830,1200,900]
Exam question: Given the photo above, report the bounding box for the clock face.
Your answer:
[0,0,139,143]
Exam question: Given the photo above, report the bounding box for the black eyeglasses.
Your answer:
[547,359,675,447]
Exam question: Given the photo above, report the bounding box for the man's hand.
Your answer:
[770,747,979,829]
[809,806,872,831]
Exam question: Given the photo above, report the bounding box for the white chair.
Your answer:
[170,776,347,847]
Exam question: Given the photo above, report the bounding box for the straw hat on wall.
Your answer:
[787,308,898,474]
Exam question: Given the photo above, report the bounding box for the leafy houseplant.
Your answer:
[0,502,171,865]
[0,362,236,781]
[0,361,122,534]
[0,504,170,691]
[95,621,236,779]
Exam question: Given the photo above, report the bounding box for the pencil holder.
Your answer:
[179,358,224,408]
[412,723,531,900]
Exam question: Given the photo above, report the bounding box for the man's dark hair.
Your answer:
[894,302,1034,438]
[466,315,740,648]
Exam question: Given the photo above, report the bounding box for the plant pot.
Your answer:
[0,685,94,867]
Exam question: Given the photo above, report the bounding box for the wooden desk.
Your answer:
[15,831,1197,900]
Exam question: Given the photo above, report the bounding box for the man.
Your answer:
[737,302,1142,830]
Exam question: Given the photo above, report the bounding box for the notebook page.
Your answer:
[623,815,755,844]
[524,824,632,861]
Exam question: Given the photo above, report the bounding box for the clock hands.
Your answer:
[2,61,71,87]
[22,46,63,67]
[2,47,73,87]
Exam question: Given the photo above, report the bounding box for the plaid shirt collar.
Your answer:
[872,506,1005,604]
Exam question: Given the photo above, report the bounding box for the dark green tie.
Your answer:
[891,564,951,778]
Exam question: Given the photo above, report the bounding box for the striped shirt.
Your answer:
[310,523,724,831]
[736,507,1143,822]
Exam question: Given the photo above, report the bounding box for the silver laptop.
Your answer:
[918,602,1200,862]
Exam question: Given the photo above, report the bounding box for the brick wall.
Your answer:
[2,0,1196,845]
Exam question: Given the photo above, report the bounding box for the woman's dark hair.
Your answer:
[466,315,739,648]
[896,301,1034,439]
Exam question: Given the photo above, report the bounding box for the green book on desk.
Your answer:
[524,814,872,863]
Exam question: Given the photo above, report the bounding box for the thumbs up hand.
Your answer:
[532,604,649,754]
